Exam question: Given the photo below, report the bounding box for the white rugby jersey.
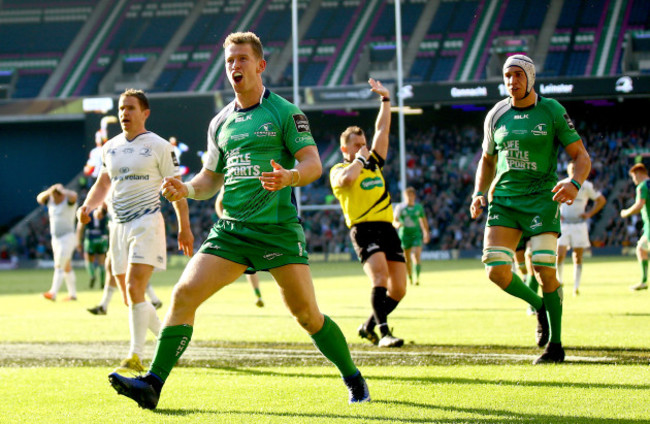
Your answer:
[560,180,601,223]
[48,196,76,238]
[101,131,180,223]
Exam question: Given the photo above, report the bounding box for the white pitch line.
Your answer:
[0,343,618,363]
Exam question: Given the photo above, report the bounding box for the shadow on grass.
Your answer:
[153,399,648,423]
[216,366,650,391]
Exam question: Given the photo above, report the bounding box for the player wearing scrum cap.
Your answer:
[469,54,592,364]
[621,163,650,291]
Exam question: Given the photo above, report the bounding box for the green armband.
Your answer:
[570,179,581,190]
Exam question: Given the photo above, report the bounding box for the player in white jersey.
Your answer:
[37,183,78,301]
[556,162,606,295]
[78,89,194,376]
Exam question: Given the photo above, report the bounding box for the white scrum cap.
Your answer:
[503,54,536,95]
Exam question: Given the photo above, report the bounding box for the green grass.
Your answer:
[1,256,649,423]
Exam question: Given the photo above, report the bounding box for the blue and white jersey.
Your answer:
[101,131,180,223]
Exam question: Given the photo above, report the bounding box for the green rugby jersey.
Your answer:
[394,203,425,236]
[635,179,650,233]
[203,88,316,224]
[483,96,581,196]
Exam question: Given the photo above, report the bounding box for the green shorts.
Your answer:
[199,220,309,271]
[84,237,108,255]
[398,229,422,250]
[487,192,560,239]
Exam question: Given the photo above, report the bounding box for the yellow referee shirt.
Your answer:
[330,151,394,227]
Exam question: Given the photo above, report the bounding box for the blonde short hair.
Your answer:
[223,32,264,59]
[340,126,364,146]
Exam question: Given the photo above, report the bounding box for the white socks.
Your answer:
[556,262,564,284]
[129,301,161,357]
[146,283,161,304]
[574,264,582,291]
[49,268,64,297]
[64,271,76,298]
[100,285,116,310]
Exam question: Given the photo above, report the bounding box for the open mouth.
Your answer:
[233,72,243,83]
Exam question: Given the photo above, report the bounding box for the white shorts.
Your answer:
[51,232,76,268]
[638,234,649,251]
[558,222,590,249]
[109,212,167,275]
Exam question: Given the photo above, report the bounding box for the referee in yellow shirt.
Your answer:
[329,79,407,348]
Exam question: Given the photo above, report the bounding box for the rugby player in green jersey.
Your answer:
[108,32,369,409]
[393,187,430,285]
[621,163,650,291]
[470,55,591,364]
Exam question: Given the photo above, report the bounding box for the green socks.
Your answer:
[311,315,358,378]
[641,259,648,283]
[415,264,421,281]
[149,324,193,382]
[504,272,543,311]
[97,265,106,286]
[254,288,262,298]
[543,288,563,343]
[526,273,539,294]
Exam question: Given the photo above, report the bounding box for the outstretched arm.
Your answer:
[368,78,392,160]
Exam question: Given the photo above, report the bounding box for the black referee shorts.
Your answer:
[350,221,405,264]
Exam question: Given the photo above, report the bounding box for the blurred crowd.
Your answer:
[3,120,648,262]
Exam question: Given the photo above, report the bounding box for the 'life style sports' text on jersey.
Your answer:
[330,151,393,228]
[101,132,180,223]
[483,96,581,196]
[203,89,316,224]
[394,202,426,237]
[560,180,601,223]
[635,179,650,234]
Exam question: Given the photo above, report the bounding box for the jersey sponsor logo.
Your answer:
[532,123,548,135]
[171,152,179,166]
[530,215,543,230]
[139,147,152,157]
[360,177,383,190]
[235,114,252,123]
[292,114,311,133]
[512,129,528,135]
[563,113,575,130]
[294,135,312,144]
[255,123,278,137]
[122,147,134,154]
[367,243,380,253]
[514,114,529,120]
[119,167,130,174]
[231,133,249,141]
[120,174,150,181]
[225,150,261,178]
[108,148,118,156]
[487,214,499,222]
[157,255,164,263]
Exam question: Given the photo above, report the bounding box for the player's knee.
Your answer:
[530,233,558,269]
[486,265,512,286]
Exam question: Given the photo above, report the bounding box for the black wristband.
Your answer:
[355,156,367,167]
[381,96,390,102]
